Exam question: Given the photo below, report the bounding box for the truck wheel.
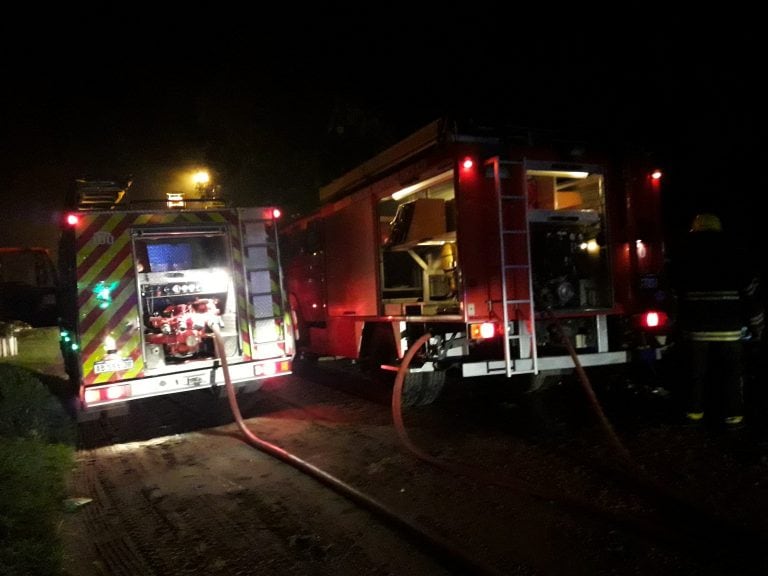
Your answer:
[292,350,318,376]
[401,370,446,406]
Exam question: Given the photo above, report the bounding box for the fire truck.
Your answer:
[58,179,293,415]
[282,118,670,405]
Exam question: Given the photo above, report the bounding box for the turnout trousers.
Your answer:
[684,339,745,421]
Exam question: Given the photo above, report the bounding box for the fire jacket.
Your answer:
[676,230,764,342]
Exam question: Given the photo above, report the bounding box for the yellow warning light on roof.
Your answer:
[192,170,210,186]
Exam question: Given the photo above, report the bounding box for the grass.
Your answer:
[0,326,64,375]
[0,438,74,576]
[0,327,77,576]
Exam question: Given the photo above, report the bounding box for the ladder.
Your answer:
[239,208,287,360]
[489,159,538,377]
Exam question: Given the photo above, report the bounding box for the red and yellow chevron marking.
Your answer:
[237,218,286,359]
[265,224,286,353]
[75,210,239,385]
[230,222,250,359]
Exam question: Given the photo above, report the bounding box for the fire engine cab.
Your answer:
[58,179,293,415]
[282,118,670,404]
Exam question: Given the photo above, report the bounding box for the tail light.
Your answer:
[262,207,282,219]
[469,322,497,340]
[639,310,669,331]
[253,359,292,377]
[84,384,131,406]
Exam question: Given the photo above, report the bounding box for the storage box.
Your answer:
[389,198,446,245]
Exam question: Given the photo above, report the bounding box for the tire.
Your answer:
[526,371,571,393]
[401,370,446,407]
[360,323,446,406]
[292,350,319,376]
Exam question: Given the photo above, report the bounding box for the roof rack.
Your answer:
[74,178,131,210]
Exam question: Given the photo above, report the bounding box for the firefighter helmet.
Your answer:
[690,213,722,233]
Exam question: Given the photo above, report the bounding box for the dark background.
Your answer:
[1,14,764,265]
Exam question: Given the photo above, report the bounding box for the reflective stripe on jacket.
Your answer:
[680,289,746,339]
[675,230,762,342]
[685,290,740,302]
[683,330,743,342]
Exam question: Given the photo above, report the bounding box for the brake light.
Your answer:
[262,207,282,219]
[640,310,668,330]
[105,385,127,401]
[66,213,80,226]
[83,384,131,405]
[253,359,292,377]
[462,157,474,171]
[470,322,496,340]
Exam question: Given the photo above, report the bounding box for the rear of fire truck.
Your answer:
[58,179,293,416]
[283,118,671,403]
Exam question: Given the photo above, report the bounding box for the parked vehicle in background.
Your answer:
[0,247,58,327]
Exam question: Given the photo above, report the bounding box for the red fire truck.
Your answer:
[282,118,670,404]
[58,179,293,416]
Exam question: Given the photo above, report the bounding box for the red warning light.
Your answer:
[640,310,668,329]
[66,213,80,226]
[462,157,474,171]
[650,170,662,180]
[262,208,282,219]
[644,311,660,327]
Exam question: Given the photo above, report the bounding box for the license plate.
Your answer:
[94,358,134,374]
[186,375,205,387]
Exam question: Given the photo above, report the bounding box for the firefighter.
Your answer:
[675,213,764,429]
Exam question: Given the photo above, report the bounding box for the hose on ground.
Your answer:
[542,309,633,464]
[391,329,768,575]
[392,332,625,499]
[210,324,509,576]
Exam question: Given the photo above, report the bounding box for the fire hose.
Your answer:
[392,327,633,484]
[211,322,763,574]
[390,323,768,572]
[209,323,507,576]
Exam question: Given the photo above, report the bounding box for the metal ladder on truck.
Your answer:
[239,208,288,360]
[489,158,538,377]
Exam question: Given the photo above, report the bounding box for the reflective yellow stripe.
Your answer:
[686,330,743,342]
[685,291,740,301]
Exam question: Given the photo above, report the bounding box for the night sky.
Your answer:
[2,16,764,262]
